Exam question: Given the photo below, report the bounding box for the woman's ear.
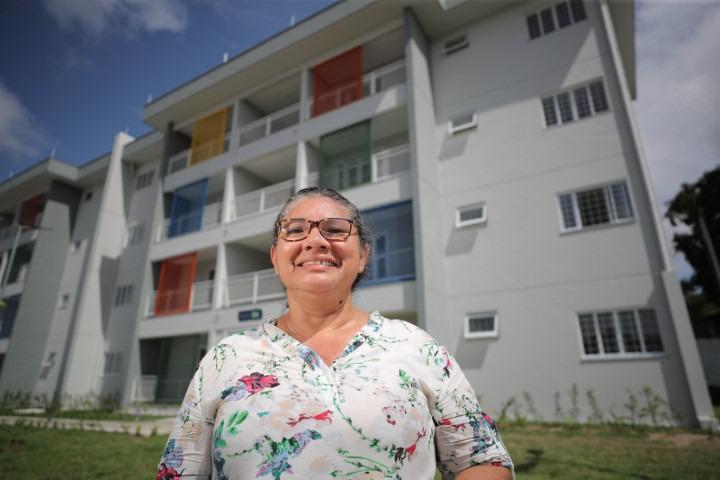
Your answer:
[358,244,370,273]
[270,244,278,273]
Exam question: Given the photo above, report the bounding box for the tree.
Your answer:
[665,166,720,337]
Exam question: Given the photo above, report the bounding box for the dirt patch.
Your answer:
[648,432,715,448]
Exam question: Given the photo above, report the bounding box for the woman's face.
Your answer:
[271,196,368,297]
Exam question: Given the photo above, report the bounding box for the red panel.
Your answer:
[312,47,363,117]
[155,253,197,316]
[19,194,46,227]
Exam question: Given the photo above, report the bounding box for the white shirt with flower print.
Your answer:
[157,311,514,480]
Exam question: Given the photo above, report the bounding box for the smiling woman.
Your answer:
[157,188,514,480]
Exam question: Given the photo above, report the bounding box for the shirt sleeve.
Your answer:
[157,350,218,479]
[421,340,514,479]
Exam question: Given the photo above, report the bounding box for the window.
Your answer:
[126,223,145,246]
[527,0,587,40]
[456,203,487,228]
[448,112,478,135]
[443,34,469,55]
[135,170,155,190]
[557,181,634,232]
[464,312,498,339]
[577,309,664,358]
[361,202,415,285]
[104,352,122,375]
[114,284,134,306]
[39,352,56,380]
[84,191,93,202]
[58,293,70,309]
[542,80,609,127]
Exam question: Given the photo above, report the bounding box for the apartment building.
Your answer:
[0,0,715,429]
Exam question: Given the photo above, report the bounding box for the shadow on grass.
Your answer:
[514,448,543,473]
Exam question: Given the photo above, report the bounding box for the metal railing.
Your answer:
[308,59,406,117]
[225,268,285,306]
[0,225,16,241]
[156,201,222,242]
[236,104,301,147]
[146,280,214,317]
[233,179,295,220]
[132,375,158,403]
[166,133,231,174]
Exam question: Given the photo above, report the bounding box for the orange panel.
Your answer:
[155,253,197,316]
[312,47,363,117]
[190,108,228,166]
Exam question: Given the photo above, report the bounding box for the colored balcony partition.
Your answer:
[155,253,197,316]
[0,295,20,338]
[319,121,371,191]
[18,194,46,227]
[168,179,208,238]
[190,108,228,166]
[312,47,363,117]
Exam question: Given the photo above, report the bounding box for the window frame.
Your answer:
[114,284,134,307]
[464,311,499,339]
[556,180,635,233]
[442,34,469,55]
[455,203,487,228]
[448,112,478,135]
[575,308,665,361]
[541,79,610,128]
[58,293,71,309]
[526,0,587,40]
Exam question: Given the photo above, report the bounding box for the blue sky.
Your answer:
[0,0,718,280]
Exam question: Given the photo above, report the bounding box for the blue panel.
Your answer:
[360,201,415,287]
[168,179,208,238]
[0,295,20,339]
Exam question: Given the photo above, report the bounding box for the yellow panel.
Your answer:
[190,108,228,166]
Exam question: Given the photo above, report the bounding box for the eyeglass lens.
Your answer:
[281,218,352,240]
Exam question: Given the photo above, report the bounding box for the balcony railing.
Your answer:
[0,224,16,241]
[131,375,158,403]
[308,59,406,118]
[233,179,295,221]
[167,133,231,175]
[364,246,415,285]
[157,201,222,242]
[146,280,214,317]
[236,104,301,147]
[225,268,285,306]
[303,143,410,189]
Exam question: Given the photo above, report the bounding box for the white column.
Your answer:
[300,66,311,121]
[295,141,309,191]
[222,167,235,223]
[213,243,227,310]
[229,97,241,151]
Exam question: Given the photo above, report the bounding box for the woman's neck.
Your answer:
[278,291,367,342]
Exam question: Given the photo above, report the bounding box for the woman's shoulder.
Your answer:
[371,311,441,346]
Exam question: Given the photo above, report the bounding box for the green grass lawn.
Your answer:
[0,422,718,479]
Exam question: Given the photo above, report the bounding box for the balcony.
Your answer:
[233,179,295,221]
[237,104,301,147]
[167,133,231,175]
[308,59,406,119]
[146,280,214,317]
[224,268,285,306]
[156,201,222,242]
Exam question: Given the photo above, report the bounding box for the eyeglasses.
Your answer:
[279,218,355,242]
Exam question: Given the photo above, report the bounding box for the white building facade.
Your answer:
[0,0,715,429]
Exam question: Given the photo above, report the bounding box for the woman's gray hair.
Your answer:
[272,187,372,288]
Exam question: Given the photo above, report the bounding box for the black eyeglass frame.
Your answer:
[278,217,356,242]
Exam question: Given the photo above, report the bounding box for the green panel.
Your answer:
[319,121,371,191]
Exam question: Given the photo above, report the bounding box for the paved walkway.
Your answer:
[0,415,175,437]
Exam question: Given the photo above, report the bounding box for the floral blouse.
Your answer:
[157,312,514,479]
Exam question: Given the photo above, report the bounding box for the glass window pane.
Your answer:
[639,309,664,352]
[590,81,609,113]
[619,311,642,353]
[361,202,415,284]
[542,97,558,126]
[557,92,574,123]
[469,316,495,333]
[577,188,610,227]
[559,194,577,229]
[610,183,633,220]
[574,86,592,118]
[320,122,370,191]
[579,314,599,354]
[540,8,556,34]
[570,0,587,22]
[169,179,208,238]
[527,14,541,39]
[598,313,619,354]
[555,2,572,28]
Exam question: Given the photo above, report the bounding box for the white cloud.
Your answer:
[634,0,720,277]
[43,0,188,37]
[0,80,46,160]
